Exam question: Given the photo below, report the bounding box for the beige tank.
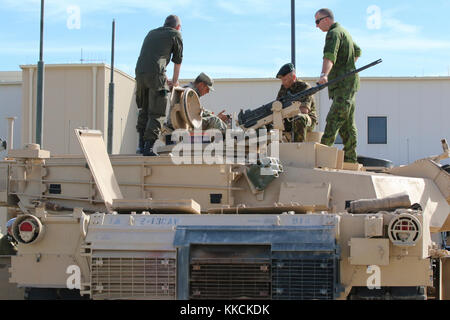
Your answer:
[0,86,449,300]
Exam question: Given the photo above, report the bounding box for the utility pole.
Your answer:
[36,0,45,146]
[107,19,115,154]
[291,0,296,67]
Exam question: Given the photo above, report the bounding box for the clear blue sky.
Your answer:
[1,0,449,79]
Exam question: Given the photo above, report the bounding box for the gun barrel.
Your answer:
[319,58,382,91]
[238,59,382,128]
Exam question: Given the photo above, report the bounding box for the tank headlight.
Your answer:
[388,213,422,247]
[12,215,45,244]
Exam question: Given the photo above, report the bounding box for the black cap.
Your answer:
[276,63,295,78]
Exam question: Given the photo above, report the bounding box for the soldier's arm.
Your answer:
[172,64,181,88]
[323,31,340,64]
[297,83,313,113]
[319,58,334,84]
[171,34,183,88]
[319,31,339,84]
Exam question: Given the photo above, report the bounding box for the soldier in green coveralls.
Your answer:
[315,8,361,163]
[275,63,317,142]
[135,15,183,156]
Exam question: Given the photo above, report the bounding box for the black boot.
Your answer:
[137,131,145,154]
[143,141,158,156]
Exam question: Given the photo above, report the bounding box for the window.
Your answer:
[368,117,387,144]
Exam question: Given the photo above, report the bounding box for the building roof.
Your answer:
[20,63,136,82]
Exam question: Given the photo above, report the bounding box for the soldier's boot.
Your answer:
[137,131,145,154]
[143,140,158,157]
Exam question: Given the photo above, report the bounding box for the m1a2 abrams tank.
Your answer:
[1,63,449,300]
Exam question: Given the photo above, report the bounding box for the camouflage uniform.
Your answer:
[320,22,361,163]
[135,26,183,145]
[276,80,318,142]
[183,82,227,132]
[201,109,227,132]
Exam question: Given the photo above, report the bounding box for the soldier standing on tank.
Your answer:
[275,63,317,142]
[135,15,183,156]
[315,8,361,163]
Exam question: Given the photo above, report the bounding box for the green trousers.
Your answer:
[284,114,314,142]
[321,92,358,163]
[135,73,169,144]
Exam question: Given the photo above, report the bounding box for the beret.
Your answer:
[276,63,295,78]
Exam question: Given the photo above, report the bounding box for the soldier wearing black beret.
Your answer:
[275,63,318,142]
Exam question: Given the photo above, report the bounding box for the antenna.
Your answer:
[291,0,296,67]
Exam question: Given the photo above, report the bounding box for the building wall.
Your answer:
[20,64,138,155]
[192,77,450,166]
[104,68,140,155]
[0,72,22,159]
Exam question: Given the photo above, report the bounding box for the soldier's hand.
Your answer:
[167,80,174,90]
[300,106,309,114]
[217,110,230,122]
[318,75,328,85]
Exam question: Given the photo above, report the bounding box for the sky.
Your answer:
[1,0,450,79]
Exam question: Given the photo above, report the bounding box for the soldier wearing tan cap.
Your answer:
[183,73,229,132]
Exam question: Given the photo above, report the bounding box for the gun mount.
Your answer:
[238,59,382,130]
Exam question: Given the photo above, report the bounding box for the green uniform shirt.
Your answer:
[323,22,361,97]
[277,79,318,126]
[135,26,183,89]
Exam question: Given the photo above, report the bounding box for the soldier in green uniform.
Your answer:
[0,218,17,255]
[315,8,361,163]
[182,73,229,132]
[135,15,183,156]
[275,63,317,142]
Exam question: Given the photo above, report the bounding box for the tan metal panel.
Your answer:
[75,129,123,211]
[349,238,390,266]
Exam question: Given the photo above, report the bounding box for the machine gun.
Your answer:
[238,59,382,130]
